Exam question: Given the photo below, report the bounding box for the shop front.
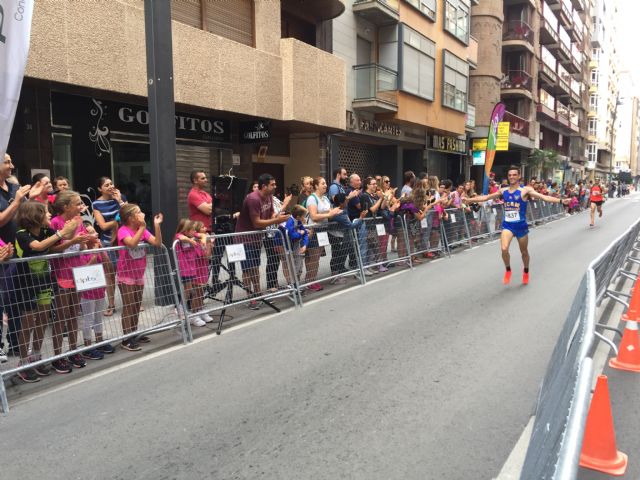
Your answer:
[425,133,468,185]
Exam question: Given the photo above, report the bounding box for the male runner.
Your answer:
[588,178,605,227]
[463,166,568,285]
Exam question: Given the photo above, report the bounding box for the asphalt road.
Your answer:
[2,196,640,480]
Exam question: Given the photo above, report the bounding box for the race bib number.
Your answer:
[376,224,386,236]
[504,210,520,222]
[128,246,146,259]
[65,243,81,254]
[225,244,246,263]
[316,231,330,247]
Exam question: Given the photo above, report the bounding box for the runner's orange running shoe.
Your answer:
[503,270,512,285]
[522,272,529,285]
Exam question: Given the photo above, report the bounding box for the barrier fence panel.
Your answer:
[465,204,493,242]
[529,200,544,224]
[402,211,446,262]
[520,274,595,480]
[441,208,472,250]
[172,229,298,335]
[359,216,413,272]
[0,243,185,412]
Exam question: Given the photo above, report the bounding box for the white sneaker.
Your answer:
[364,269,374,276]
[200,313,214,323]
[190,317,206,327]
[0,350,7,364]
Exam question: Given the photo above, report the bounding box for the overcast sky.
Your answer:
[617,0,639,97]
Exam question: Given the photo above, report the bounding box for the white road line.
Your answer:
[494,417,535,480]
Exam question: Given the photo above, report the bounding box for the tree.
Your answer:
[528,149,560,179]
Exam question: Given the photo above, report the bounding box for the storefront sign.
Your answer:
[496,121,510,151]
[429,135,466,154]
[346,111,402,137]
[472,138,488,150]
[240,120,271,144]
[472,150,486,166]
[51,93,231,145]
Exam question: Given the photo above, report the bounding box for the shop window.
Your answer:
[442,50,468,112]
[52,134,73,187]
[405,0,436,21]
[444,0,470,44]
[111,141,152,220]
[400,25,436,101]
[281,9,316,46]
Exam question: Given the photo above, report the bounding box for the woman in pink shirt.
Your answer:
[50,190,94,369]
[117,203,163,351]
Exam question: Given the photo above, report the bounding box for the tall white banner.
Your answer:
[0,0,34,159]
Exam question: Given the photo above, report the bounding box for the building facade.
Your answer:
[470,0,592,185]
[328,0,478,186]
[8,0,347,219]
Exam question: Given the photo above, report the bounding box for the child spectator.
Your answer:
[80,224,114,359]
[14,202,77,381]
[117,203,163,351]
[192,220,213,323]
[50,190,94,371]
[175,219,208,328]
[280,205,309,284]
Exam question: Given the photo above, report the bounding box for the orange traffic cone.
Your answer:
[579,375,628,476]
[621,280,640,321]
[609,321,640,373]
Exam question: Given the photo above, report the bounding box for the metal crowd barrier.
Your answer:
[359,216,413,271]
[441,208,471,249]
[172,229,299,336]
[521,217,640,479]
[0,243,186,413]
[402,211,447,262]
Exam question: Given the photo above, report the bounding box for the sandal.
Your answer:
[103,305,115,317]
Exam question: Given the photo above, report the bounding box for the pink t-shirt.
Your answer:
[50,215,89,283]
[188,188,212,232]
[117,225,151,281]
[175,235,198,279]
[0,238,5,247]
[193,243,209,285]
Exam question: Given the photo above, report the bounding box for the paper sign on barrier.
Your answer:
[376,224,386,236]
[316,231,330,247]
[420,217,428,228]
[492,208,497,215]
[226,244,246,263]
[73,264,107,292]
[534,202,538,208]
[450,213,457,223]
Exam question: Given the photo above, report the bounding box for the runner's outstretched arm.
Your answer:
[524,187,569,204]
[461,190,502,204]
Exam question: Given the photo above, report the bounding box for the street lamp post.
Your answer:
[608,95,623,183]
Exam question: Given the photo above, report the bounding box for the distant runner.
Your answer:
[589,178,605,227]
[464,166,568,285]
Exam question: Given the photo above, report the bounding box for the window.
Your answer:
[400,25,436,100]
[52,134,73,185]
[587,143,597,163]
[444,0,470,44]
[589,94,598,110]
[588,118,597,135]
[405,0,437,21]
[379,24,398,71]
[442,50,468,112]
[591,69,599,85]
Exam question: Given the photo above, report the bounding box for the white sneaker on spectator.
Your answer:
[190,316,206,327]
[0,350,7,364]
[364,269,374,276]
[200,313,214,323]
[330,277,347,285]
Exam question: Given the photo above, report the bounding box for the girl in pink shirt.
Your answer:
[192,220,213,323]
[50,191,94,369]
[117,203,163,351]
[175,219,203,327]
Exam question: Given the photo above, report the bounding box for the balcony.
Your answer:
[501,69,533,99]
[569,110,579,133]
[550,0,572,28]
[556,103,570,127]
[571,0,584,11]
[502,20,534,53]
[537,99,556,122]
[568,46,582,73]
[352,0,399,26]
[282,0,346,21]
[540,3,559,44]
[352,64,398,113]
[539,61,558,88]
[466,104,476,131]
[503,110,530,137]
[569,10,584,43]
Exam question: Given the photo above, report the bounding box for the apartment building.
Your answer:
[328,0,478,184]
[587,0,620,179]
[470,0,591,184]
[8,0,346,219]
